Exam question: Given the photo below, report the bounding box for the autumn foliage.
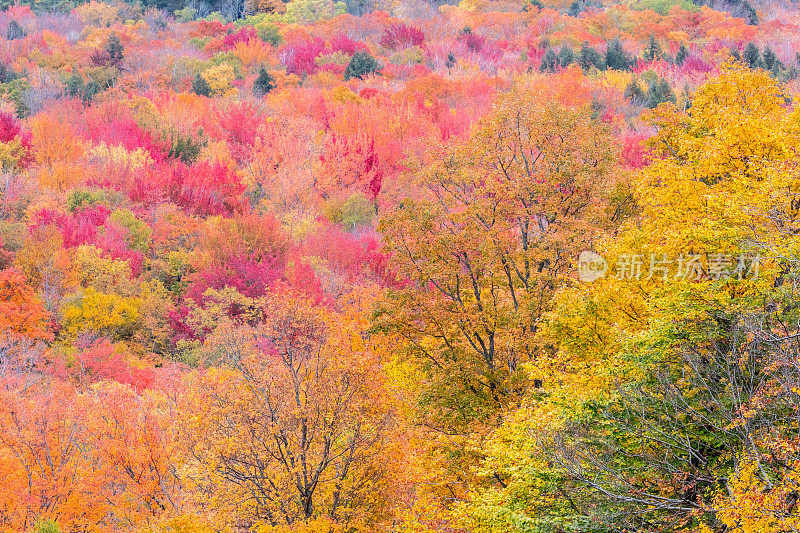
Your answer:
[1,0,800,532]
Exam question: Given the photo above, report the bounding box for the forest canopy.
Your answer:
[0,0,799,531]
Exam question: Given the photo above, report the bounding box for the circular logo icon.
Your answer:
[578,251,608,282]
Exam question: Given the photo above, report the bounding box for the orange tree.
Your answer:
[374,85,624,504]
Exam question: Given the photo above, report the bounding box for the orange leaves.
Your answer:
[0,268,51,341]
[0,379,182,532]
[0,381,92,532]
[184,293,398,529]
[230,38,276,68]
[30,112,85,190]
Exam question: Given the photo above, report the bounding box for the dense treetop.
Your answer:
[1,0,800,531]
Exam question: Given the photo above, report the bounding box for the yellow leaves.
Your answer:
[87,142,153,170]
[74,0,120,27]
[667,31,690,42]
[599,69,635,92]
[125,95,161,130]
[31,114,85,189]
[62,287,140,340]
[74,244,135,295]
[0,138,27,172]
[256,517,345,533]
[283,0,345,24]
[179,286,264,344]
[144,514,219,533]
[327,85,362,104]
[201,64,237,97]
[180,293,401,529]
[709,457,800,533]
[625,63,800,273]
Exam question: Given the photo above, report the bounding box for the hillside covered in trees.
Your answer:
[1,0,800,531]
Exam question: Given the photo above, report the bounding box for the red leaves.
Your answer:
[28,205,143,275]
[29,204,111,248]
[380,24,425,49]
[286,260,325,304]
[285,37,326,76]
[621,132,653,169]
[222,26,257,49]
[193,18,231,38]
[95,220,144,276]
[55,338,154,392]
[0,111,32,166]
[186,253,285,304]
[284,35,368,76]
[330,33,365,55]
[215,102,264,162]
[304,223,396,287]
[0,111,23,142]
[459,32,486,53]
[319,133,384,199]
[87,118,168,162]
[150,161,246,217]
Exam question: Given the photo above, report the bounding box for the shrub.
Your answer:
[222,26,257,49]
[175,6,196,21]
[258,22,282,46]
[34,520,61,533]
[459,32,486,53]
[380,23,424,49]
[285,38,325,76]
[631,0,698,14]
[67,189,105,212]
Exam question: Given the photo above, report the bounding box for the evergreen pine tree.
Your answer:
[578,42,603,70]
[6,20,25,41]
[762,47,780,72]
[523,0,543,11]
[624,78,646,105]
[675,43,688,66]
[539,48,558,73]
[344,51,381,80]
[105,34,124,67]
[604,38,630,70]
[646,78,676,109]
[192,73,212,96]
[743,42,762,69]
[643,35,663,62]
[558,45,574,67]
[253,66,276,95]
